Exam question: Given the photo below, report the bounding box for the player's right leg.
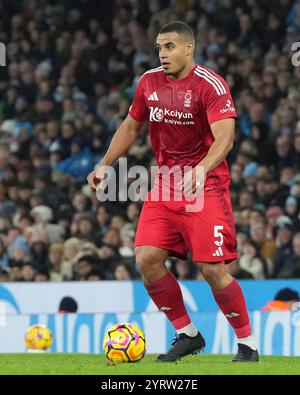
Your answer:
[134,200,205,362]
[135,245,205,362]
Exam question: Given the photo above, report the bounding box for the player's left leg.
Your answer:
[197,261,259,362]
[180,190,258,361]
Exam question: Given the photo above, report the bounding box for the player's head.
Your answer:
[157,21,195,77]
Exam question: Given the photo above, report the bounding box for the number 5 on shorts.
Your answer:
[214,225,224,247]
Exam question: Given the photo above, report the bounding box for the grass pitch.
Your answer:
[0,353,299,375]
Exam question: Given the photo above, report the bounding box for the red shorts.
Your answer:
[134,191,238,263]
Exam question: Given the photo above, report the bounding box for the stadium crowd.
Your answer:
[0,0,300,282]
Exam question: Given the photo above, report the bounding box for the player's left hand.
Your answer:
[181,165,207,196]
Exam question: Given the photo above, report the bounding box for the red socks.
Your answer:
[146,273,251,339]
[145,271,191,330]
[213,279,251,338]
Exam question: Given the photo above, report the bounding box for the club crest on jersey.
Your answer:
[184,90,192,108]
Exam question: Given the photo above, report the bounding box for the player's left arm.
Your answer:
[197,117,235,175]
[183,118,235,194]
[183,74,237,194]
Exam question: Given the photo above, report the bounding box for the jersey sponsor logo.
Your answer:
[149,106,194,125]
[148,91,159,101]
[149,107,164,122]
[220,100,235,113]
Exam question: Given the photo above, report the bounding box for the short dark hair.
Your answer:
[59,296,78,313]
[275,288,300,302]
[159,21,194,41]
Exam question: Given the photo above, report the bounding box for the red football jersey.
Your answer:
[129,64,237,194]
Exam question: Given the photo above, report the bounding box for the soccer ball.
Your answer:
[24,324,53,351]
[103,323,146,364]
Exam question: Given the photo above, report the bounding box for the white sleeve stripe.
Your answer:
[196,66,226,94]
[144,67,164,75]
[138,67,164,83]
[194,70,222,95]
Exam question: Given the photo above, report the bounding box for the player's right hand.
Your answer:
[87,169,98,191]
[87,165,108,191]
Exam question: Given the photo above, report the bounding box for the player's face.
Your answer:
[156,32,193,77]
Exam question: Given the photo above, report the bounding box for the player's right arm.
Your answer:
[87,115,144,190]
[87,75,148,191]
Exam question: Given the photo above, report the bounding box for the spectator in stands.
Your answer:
[76,215,97,243]
[275,233,300,278]
[243,162,259,191]
[95,205,111,238]
[30,230,49,271]
[8,236,31,267]
[261,288,300,311]
[119,227,135,258]
[8,263,24,282]
[22,263,36,282]
[171,258,196,280]
[285,196,300,229]
[0,268,9,282]
[60,237,83,280]
[113,262,133,280]
[35,269,50,282]
[226,259,254,280]
[73,255,98,281]
[47,243,63,281]
[265,206,284,240]
[0,237,9,270]
[58,296,78,313]
[102,227,121,249]
[250,221,276,264]
[87,268,104,281]
[239,238,272,279]
[274,216,295,277]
